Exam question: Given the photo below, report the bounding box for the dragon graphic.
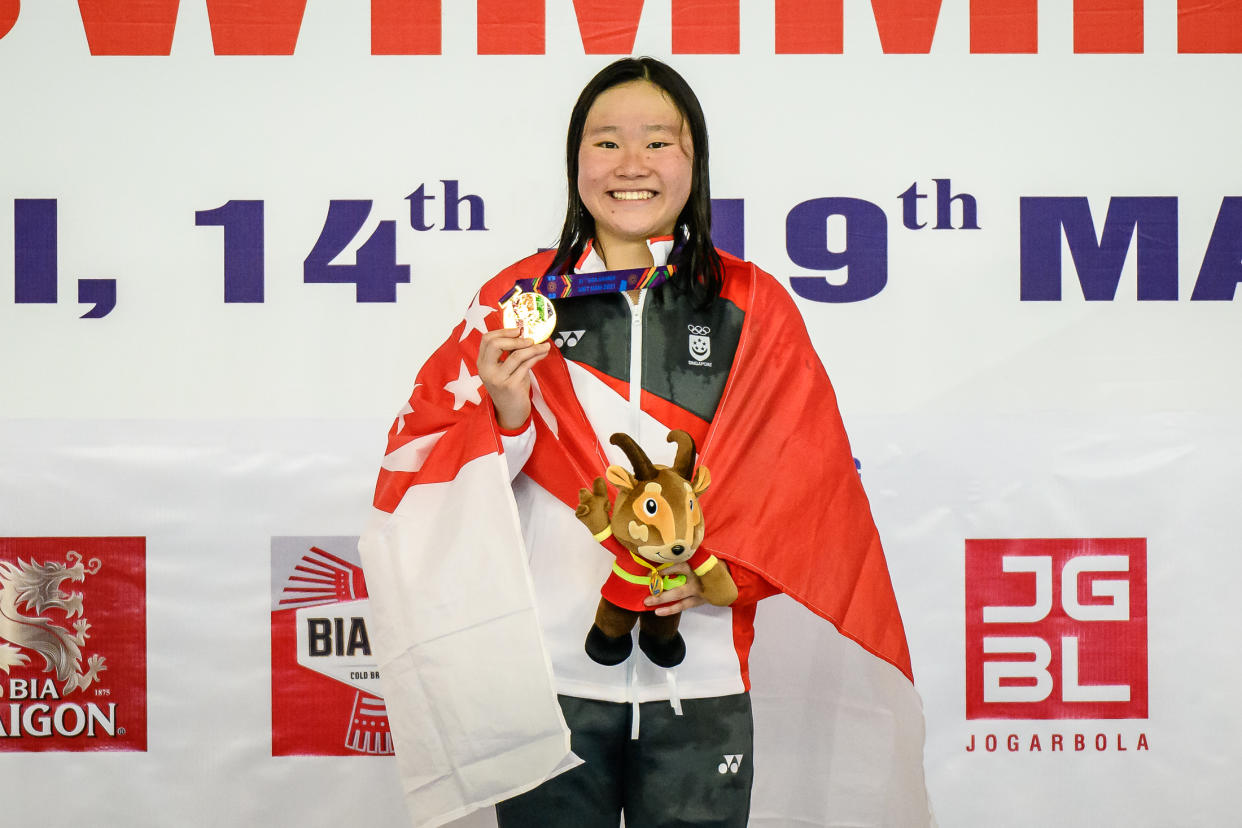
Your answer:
[0,550,107,695]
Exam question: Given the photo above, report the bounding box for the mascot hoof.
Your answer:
[585,625,633,665]
[638,630,686,668]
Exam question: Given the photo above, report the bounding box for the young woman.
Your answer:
[481,58,761,827]
[364,57,913,828]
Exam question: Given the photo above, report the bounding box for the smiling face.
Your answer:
[576,80,694,268]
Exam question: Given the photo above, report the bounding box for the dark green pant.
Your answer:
[495,693,754,828]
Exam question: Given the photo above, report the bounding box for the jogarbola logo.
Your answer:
[271,539,393,757]
[688,324,712,366]
[0,537,146,751]
[964,538,1149,756]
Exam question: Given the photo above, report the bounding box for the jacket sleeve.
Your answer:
[726,558,781,607]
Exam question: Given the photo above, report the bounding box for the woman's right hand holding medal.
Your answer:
[477,327,552,431]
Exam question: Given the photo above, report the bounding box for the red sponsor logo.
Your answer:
[965,538,1147,720]
[271,538,391,757]
[0,537,147,751]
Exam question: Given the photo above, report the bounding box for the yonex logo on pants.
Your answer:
[718,754,744,774]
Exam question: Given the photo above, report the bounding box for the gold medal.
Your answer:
[502,287,557,345]
[649,572,664,597]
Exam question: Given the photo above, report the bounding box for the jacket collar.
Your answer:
[574,236,675,274]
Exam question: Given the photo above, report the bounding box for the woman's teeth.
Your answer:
[611,191,655,200]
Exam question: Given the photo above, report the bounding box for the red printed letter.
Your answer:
[1178,0,1242,52]
[573,0,644,54]
[77,0,179,56]
[0,0,18,41]
[672,0,738,54]
[1074,0,1142,53]
[477,0,543,54]
[206,0,306,55]
[871,0,943,53]
[970,0,1036,53]
[776,0,843,54]
[372,0,440,54]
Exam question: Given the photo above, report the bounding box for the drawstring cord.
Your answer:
[629,658,641,740]
[628,655,685,741]
[666,669,683,717]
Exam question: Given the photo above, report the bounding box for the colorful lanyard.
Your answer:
[502,264,676,303]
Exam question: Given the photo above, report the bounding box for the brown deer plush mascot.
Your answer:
[575,429,738,667]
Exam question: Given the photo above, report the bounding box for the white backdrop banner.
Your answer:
[2,2,1241,826]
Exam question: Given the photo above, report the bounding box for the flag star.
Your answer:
[394,392,417,433]
[444,361,483,410]
[459,292,494,341]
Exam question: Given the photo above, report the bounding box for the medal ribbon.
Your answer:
[617,550,687,597]
[501,264,675,304]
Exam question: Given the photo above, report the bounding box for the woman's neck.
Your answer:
[595,238,654,271]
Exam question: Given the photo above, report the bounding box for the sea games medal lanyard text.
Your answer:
[499,264,676,344]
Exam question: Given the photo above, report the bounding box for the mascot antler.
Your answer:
[668,430,696,480]
[610,433,658,481]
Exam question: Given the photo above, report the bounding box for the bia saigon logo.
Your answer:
[271,537,391,757]
[0,537,147,751]
[964,539,1148,754]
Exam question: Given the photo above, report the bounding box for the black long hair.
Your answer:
[548,57,724,308]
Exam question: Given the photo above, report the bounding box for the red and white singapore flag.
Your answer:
[360,252,934,828]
